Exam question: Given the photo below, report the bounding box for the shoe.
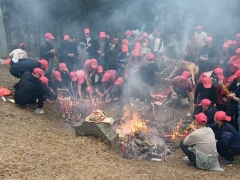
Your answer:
[222,159,236,164]
[35,108,45,114]
[182,156,189,162]
[186,161,196,166]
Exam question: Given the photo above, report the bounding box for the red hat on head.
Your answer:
[213,68,224,80]
[125,30,133,35]
[143,32,148,37]
[214,111,231,121]
[99,32,106,38]
[90,59,98,69]
[38,59,49,70]
[69,71,78,82]
[45,32,54,40]
[102,72,111,82]
[198,99,211,106]
[229,69,240,80]
[19,43,25,47]
[202,76,212,88]
[84,28,90,34]
[195,112,207,124]
[206,37,213,42]
[146,53,154,60]
[59,63,68,72]
[235,48,240,53]
[133,49,140,57]
[236,33,240,38]
[40,76,49,87]
[33,68,44,76]
[195,26,202,30]
[222,43,229,48]
[135,42,141,50]
[97,66,103,73]
[115,77,124,85]
[228,76,234,83]
[52,71,62,81]
[181,71,190,80]
[76,70,85,84]
[121,44,128,53]
[122,39,129,45]
[64,35,69,40]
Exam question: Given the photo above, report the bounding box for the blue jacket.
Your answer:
[116,52,129,72]
[12,59,41,75]
[208,122,240,149]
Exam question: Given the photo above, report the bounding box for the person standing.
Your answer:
[215,43,230,77]
[107,35,121,70]
[9,43,27,66]
[194,26,207,47]
[184,36,199,63]
[39,32,55,73]
[116,45,130,77]
[227,48,240,78]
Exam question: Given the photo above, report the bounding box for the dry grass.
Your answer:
[0,65,240,180]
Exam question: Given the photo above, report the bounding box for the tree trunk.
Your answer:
[0,4,8,56]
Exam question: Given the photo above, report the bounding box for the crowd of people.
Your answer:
[7,25,240,170]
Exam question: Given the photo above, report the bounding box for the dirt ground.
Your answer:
[1,64,240,180]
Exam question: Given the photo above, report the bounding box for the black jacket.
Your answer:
[39,42,54,61]
[12,59,41,75]
[194,82,217,104]
[228,79,240,104]
[42,84,57,100]
[58,41,78,63]
[91,39,109,59]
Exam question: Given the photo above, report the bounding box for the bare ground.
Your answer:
[0,65,240,180]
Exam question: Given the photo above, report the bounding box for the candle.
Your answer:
[121,142,125,156]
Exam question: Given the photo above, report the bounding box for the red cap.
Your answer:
[235,48,240,53]
[181,71,190,80]
[222,43,229,48]
[213,68,224,80]
[206,37,213,42]
[40,76,49,87]
[69,71,78,82]
[236,33,240,38]
[143,32,148,37]
[45,32,54,40]
[195,112,207,124]
[146,53,154,60]
[198,99,211,106]
[121,44,128,53]
[122,39,129,45]
[76,70,85,84]
[90,59,98,69]
[135,42,141,50]
[59,63,68,72]
[115,77,124,85]
[228,76,234,83]
[229,69,240,80]
[102,73,111,82]
[125,30,133,35]
[64,35,69,40]
[52,71,62,81]
[38,59,49,70]
[202,76,212,88]
[214,111,231,121]
[133,49,140,57]
[33,68,44,76]
[97,66,103,73]
[19,43,25,47]
[195,26,202,30]
[99,32,106,38]
[84,28,90,34]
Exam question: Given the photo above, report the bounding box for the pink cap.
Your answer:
[33,68,44,76]
[19,43,25,47]
[143,32,148,37]
[45,32,54,40]
[214,111,231,121]
[236,33,240,38]
[84,28,90,34]
[133,49,140,57]
[122,39,129,45]
[97,66,103,73]
[229,69,240,80]
[195,112,207,124]
[206,37,213,42]
[102,73,111,82]
[99,32,106,38]
[69,71,78,82]
[198,99,211,106]
[135,42,141,50]
[146,53,154,60]
[64,35,69,40]
[40,76,49,87]
[202,76,212,88]
[195,26,202,30]
[52,71,62,81]
[125,30,133,35]
[59,63,68,72]
[115,77,124,85]
[90,59,98,69]
[180,71,190,80]
[121,44,128,53]
[38,59,49,70]
[76,70,85,84]
[213,68,224,80]
[235,48,240,53]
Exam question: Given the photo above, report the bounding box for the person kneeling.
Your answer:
[180,113,223,171]
[13,68,45,114]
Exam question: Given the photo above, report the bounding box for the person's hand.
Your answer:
[57,97,64,101]
[101,53,105,57]
[105,99,111,103]
[111,44,115,49]
[97,50,102,54]
[223,97,228,102]
[190,124,196,131]
[228,93,236,98]
[121,64,125,68]
[46,99,52,103]
[172,91,177,96]
[68,54,74,57]
[50,49,56,54]
[219,60,223,65]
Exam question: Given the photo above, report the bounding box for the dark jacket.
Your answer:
[91,39,109,59]
[116,52,130,72]
[194,82,217,104]
[45,73,65,93]
[43,84,57,100]
[80,38,94,58]
[58,41,78,63]
[12,59,41,75]
[228,79,240,104]
[39,42,54,61]
[143,63,156,87]
[208,122,240,149]
[107,43,121,65]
